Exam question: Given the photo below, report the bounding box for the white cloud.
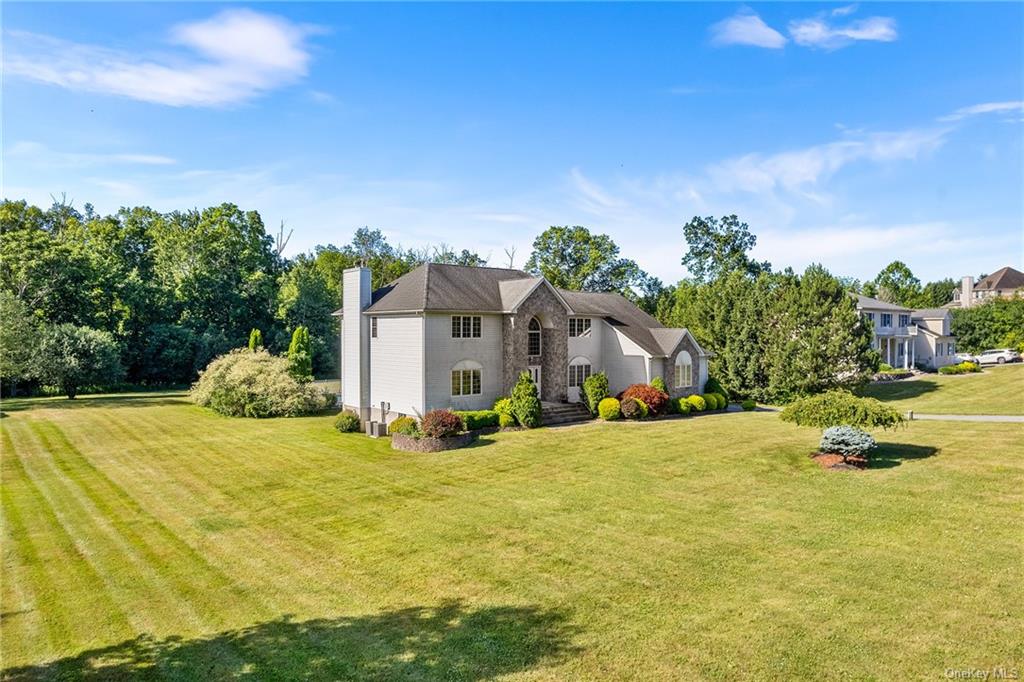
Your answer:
[569,167,628,215]
[940,101,1024,122]
[832,4,859,17]
[789,14,897,49]
[2,9,320,107]
[710,10,787,49]
[6,141,176,166]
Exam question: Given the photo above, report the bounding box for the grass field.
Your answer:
[860,363,1024,415]
[2,393,1022,679]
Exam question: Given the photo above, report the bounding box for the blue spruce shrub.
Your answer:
[819,425,876,460]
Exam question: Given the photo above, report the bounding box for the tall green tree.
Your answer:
[0,291,39,394]
[872,261,922,306]
[917,278,957,308]
[36,323,124,398]
[680,215,771,283]
[525,226,646,293]
[276,255,336,375]
[287,326,313,382]
[951,296,1024,353]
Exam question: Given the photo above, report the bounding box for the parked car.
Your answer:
[976,348,1021,365]
[954,352,980,365]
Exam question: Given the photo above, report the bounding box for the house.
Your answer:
[335,263,710,423]
[854,294,957,370]
[947,266,1024,308]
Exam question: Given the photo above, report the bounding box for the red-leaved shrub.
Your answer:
[620,384,670,415]
[420,409,463,438]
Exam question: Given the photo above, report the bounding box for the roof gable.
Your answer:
[977,266,1024,291]
[853,293,912,312]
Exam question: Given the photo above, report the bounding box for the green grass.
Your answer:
[2,392,1022,679]
[860,363,1024,415]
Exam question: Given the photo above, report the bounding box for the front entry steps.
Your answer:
[541,401,592,426]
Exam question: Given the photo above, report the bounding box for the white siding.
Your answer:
[369,315,425,418]
[342,268,371,415]
[567,316,602,382]
[600,323,651,394]
[424,313,503,411]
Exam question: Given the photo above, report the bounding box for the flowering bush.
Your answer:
[620,384,670,415]
[192,349,329,418]
[420,409,464,438]
[598,397,621,420]
[820,425,876,461]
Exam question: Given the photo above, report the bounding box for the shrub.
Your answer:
[686,394,707,412]
[493,397,514,416]
[455,410,499,430]
[675,398,691,415]
[939,361,981,375]
[716,393,729,409]
[248,328,263,351]
[598,397,621,420]
[779,390,904,430]
[820,425,876,460]
[582,372,610,415]
[511,371,542,428]
[741,399,756,411]
[498,413,517,428]
[702,393,719,410]
[388,416,418,436]
[286,326,313,382]
[620,384,669,415]
[335,410,362,433]
[704,377,728,399]
[878,362,894,372]
[192,349,328,418]
[620,397,648,420]
[420,409,464,438]
[651,375,667,394]
[36,323,125,399]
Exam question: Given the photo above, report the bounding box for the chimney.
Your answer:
[960,276,973,308]
[342,267,372,420]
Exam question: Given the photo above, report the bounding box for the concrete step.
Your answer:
[541,403,592,426]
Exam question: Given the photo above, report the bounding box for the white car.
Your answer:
[954,352,980,364]
[976,348,1021,365]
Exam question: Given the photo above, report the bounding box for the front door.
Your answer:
[528,365,542,397]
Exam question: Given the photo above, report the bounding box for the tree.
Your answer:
[917,278,957,308]
[428,244,488,267]
[525,226,646,293]
[0,291,39,394]
[287,326,313,382]
[951,296,1024,353]
[872,261,921,306]
[36,324,124,398]
[680,215,770,283]
[276,255,337,375]
[249,328,263,351]
[510,371,542,428]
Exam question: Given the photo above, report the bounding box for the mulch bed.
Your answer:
[810,452,868,471]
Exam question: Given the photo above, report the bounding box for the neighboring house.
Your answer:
[947,266,1024,308]
[854,294,956,370]
[335,263,710,423]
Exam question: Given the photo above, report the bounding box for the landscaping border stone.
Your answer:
[391,431,477,453]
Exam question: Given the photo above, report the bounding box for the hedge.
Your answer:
[454,409,500,430]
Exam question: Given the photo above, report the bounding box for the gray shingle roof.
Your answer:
[853,293,912,312]
[912,308,949,319]
[557,290,697,356]
[976,266,1024,291]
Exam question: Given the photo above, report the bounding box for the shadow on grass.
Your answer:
[870,443,940,469]
[2,600,578,681]
[1,392,190,413]
[859,380,940,402]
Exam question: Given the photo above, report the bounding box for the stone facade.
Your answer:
[501,283,569,402]
[656,334,704,399]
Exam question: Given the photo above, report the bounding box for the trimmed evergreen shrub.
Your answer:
[498,413,517,428]
[493,397,514,416]
[651,375,667,393]
[779,390,904,430]
[582,372,610,415]
[421,409,463,438]
[704,377,728,399]
[192,349,328,418]
[620,397,646,420]
[248,328,263,351]
[388,416,418,436]
[454,410,500,430]
[686,394,707,412]
[511,371,542,428]
[675,398,691,415]
[287,326,313,382]
[598,397,621,420]
[621,384,669,415]
[820,425,876,460]
[335,410,361,433]
[938,361,981,375]
[716,393,729,409]
[741,399,756,411]
[702,393,718,410]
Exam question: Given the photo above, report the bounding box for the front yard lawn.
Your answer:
[860,363,1024,415]
[2,392,1022,679]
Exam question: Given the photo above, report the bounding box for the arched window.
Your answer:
[451,360,482,396]
[568,356,592,388]
[528,317,542,356]
[674,351,692,388]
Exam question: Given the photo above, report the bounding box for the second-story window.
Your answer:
[863,312,875,324]
[569,318,592,337]
[881,313,892,328]
[451,315,482,338]
[898,314,910,327]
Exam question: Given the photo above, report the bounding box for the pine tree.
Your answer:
[248,328,263,351]
[287,326,313,382]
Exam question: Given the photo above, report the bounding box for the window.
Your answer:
[936,343,943,356]
[371,317,378,338]
[881,313,892,328]
[674,351,693,388]
[451,360,482,396]
[863,312,875,324]
[569,318,592,337]
[898,314,910,328]
[568,358,592,387]
[528,317,542,356]
[451,315,482,338]
[947,343,955,355]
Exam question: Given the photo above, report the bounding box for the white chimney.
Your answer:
[342,267,372,419]
[960,276,973,308]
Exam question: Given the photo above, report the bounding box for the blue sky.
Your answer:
[4,2,1022,284]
